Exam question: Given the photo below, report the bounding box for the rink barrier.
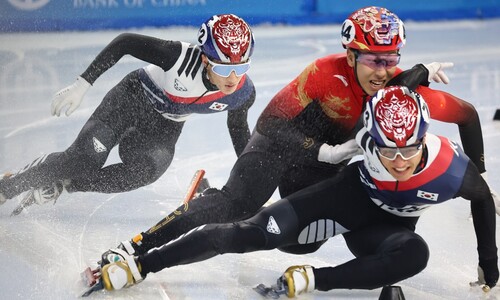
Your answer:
[1,0,499,32]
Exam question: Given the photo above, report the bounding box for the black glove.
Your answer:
[479,257,499,289]
[386,64,429,89]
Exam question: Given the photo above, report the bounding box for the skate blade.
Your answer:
[181,169,205,205]
[81,267,101,287]
[10,190,36,216]
[253,283,286,299]
[81,280,104,297]
[469,281,491,292]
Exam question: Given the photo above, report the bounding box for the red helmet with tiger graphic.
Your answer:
[341,6,406,52]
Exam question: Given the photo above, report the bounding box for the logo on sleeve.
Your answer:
[209,102,228,111]
[417,190,439,201]
[174,79,188,91]
[93,137,107,153]
[266,216,281,234]
[334,75,348,86]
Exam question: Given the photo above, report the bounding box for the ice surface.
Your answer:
[1,19,500,299]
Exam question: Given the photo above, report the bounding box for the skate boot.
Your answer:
[11,180,67,216]
[281,265,316,297]
[101,249,144,291]
[34,181,65,204]
[254,265,315,298]
[100,239,140,267]
[82,239,142,289]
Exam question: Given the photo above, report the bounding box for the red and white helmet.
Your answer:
[364,86,430,148]
[197,14,254,63]
[341,6,406,52]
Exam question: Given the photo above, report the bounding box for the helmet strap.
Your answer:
[353,58,369,96]
[349,49,376,97]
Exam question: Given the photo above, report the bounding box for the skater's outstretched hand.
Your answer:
[318,139,361,164]
[51,76,91,117]
[424,62,454,84]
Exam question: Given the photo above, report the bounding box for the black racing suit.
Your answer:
[137,148,497,291]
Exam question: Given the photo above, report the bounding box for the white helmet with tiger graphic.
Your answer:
[197,14,254,63]
[364,86,430,147]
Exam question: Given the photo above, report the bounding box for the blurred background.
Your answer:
[1,0,500,32]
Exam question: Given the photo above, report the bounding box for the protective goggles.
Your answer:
[376,142,423,161]
[355,51,400,69]
[207,58,251,77]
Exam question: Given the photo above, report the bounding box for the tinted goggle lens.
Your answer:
[376,143,422,160]
[207,58,251,77]
[356,52,400,69]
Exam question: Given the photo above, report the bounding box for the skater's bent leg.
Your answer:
[223,151,286,214]
[0,118,116,199]
[138,198,300,275]
[314,225,429,291]
[138,222,266,274]
[70,144,174,193]
[137,151,285,252]
[70,121,181,193]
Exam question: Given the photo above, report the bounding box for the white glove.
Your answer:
[51,76,91,117]
[318,139,361,164]
[424,62,454,84]
[481,172,500,216]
